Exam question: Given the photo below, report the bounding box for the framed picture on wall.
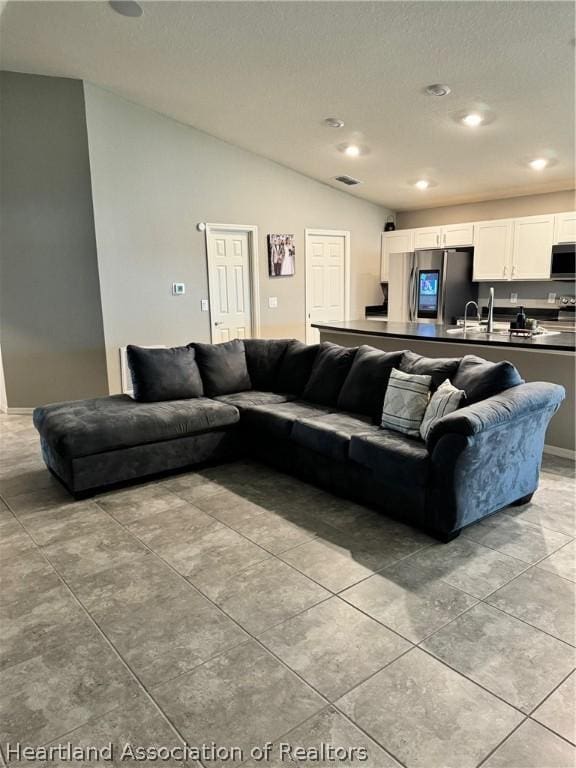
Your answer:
[267,234,295,277]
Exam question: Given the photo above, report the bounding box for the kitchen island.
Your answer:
[313,319,575,456]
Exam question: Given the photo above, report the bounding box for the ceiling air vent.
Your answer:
[334,175,363,186]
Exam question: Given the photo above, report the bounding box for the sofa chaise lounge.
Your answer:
[33,338,565,541]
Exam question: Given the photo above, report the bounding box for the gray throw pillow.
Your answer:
[381,368,431,437]
[420,378,466,441]
[400,350,460,391]
[127,345,204,402]
[193,339,252,396]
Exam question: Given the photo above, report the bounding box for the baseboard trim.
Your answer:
[543,444,575,461]
[5,407,34,415]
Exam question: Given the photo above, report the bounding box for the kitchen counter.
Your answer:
[312,319,576,352]
[313,319,575,455]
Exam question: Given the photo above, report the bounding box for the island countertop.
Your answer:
[312,319,576,353]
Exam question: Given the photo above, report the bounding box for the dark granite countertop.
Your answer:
[312,319,576,352]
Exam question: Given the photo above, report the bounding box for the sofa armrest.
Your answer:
[425,382,565,535]
[427,382,565,452]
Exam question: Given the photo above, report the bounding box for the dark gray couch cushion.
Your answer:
[302,342,357,406]
[337,345,406,421]
[215,390,297,410]
[275,341,319,395]
[33,395,239,458]
[127,345,204,402]
[400,350,461,391]
[452,355,524,404]
[244,339,291,390]
[350,429,430,487]
[193,339,251,396]
[241,400,333,440]
[292,412,379,462]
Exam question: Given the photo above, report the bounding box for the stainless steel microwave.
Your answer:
[550,243,575,280]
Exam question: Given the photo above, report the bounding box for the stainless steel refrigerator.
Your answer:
[388,248,478,325]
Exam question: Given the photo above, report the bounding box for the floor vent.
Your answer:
[334,175,363,186]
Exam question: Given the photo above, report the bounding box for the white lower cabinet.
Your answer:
[473,220,513,281]
[511,216,554,280]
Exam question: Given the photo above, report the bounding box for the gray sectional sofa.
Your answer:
[33,338,565,541]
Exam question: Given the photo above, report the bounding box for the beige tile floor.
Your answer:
[1,414,575,767]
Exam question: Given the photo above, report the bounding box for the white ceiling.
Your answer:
[1,1,574,210]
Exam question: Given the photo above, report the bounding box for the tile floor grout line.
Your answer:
[527,714,576,749]
[474,715,529,768]
[93,495,416,768]
[0,495,197,757]
[525,666,576,719]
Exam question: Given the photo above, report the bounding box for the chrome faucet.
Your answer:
[486,286,495,333]
[463,300,480,333]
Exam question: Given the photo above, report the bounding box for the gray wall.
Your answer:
[83,84,390,393]
[0,71,108,408]
[396,190,575,228]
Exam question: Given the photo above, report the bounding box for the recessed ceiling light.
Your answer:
[461,113,484,128]
[324,117,345,129]
[109,1,143,17]
[529,158,549,171]
[425,84,452,97]
[415,179,430,190]
[344,144,361,157]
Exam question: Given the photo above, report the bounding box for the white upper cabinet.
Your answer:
[554,212,576,244]
[511,215,554,280]
[413,227,442,250]
[381,231,414,281]
[442,223,475,247]
[473,220,513,281]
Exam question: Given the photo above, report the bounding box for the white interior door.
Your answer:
[305,230,349,343]
[206,229,252,342]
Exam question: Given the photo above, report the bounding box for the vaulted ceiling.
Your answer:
[1,1,574,210]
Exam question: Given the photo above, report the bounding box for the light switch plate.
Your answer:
[268,296,278,308]
[510,292,518,304]
[547,292,557,304]
[200,299,209,312]
[172,282,185,296]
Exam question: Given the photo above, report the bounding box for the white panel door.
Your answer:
[207,230,252,342]
[305,232,347,343]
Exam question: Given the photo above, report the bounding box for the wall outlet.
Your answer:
[510,292,518,304]
[268,296,278,309]
[172,282,185,296]
[547,292,557,304]
[200,299,209,312]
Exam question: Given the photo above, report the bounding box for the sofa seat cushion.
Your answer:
[33,395,240,459]
[214,390,297,410]
[292,412,380,462]
[350,430,430,487]
[241,400,334,440]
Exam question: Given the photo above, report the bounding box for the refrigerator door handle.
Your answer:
[439,250,448,323]
[408,256,416,321]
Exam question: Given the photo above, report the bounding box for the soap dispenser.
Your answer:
[516,306,526,330]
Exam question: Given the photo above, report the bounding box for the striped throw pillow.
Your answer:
[420,378,466,441]
[381,368,431,437]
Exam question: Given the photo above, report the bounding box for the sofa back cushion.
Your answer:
[452,355,524,404]
[244,339,291,391]
[193,339,252,396]
[302,342,357,406]
[400,350,461,391]
[337,345,406,420]
[275,341,320,395]
[127,345,204,402]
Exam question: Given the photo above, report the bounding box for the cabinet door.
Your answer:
[554,212,576,244]
[473,220,513,281]
[442,223,475,247]
[512,216,554,280]
[383,230,414,256]
[414,227,442,250]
